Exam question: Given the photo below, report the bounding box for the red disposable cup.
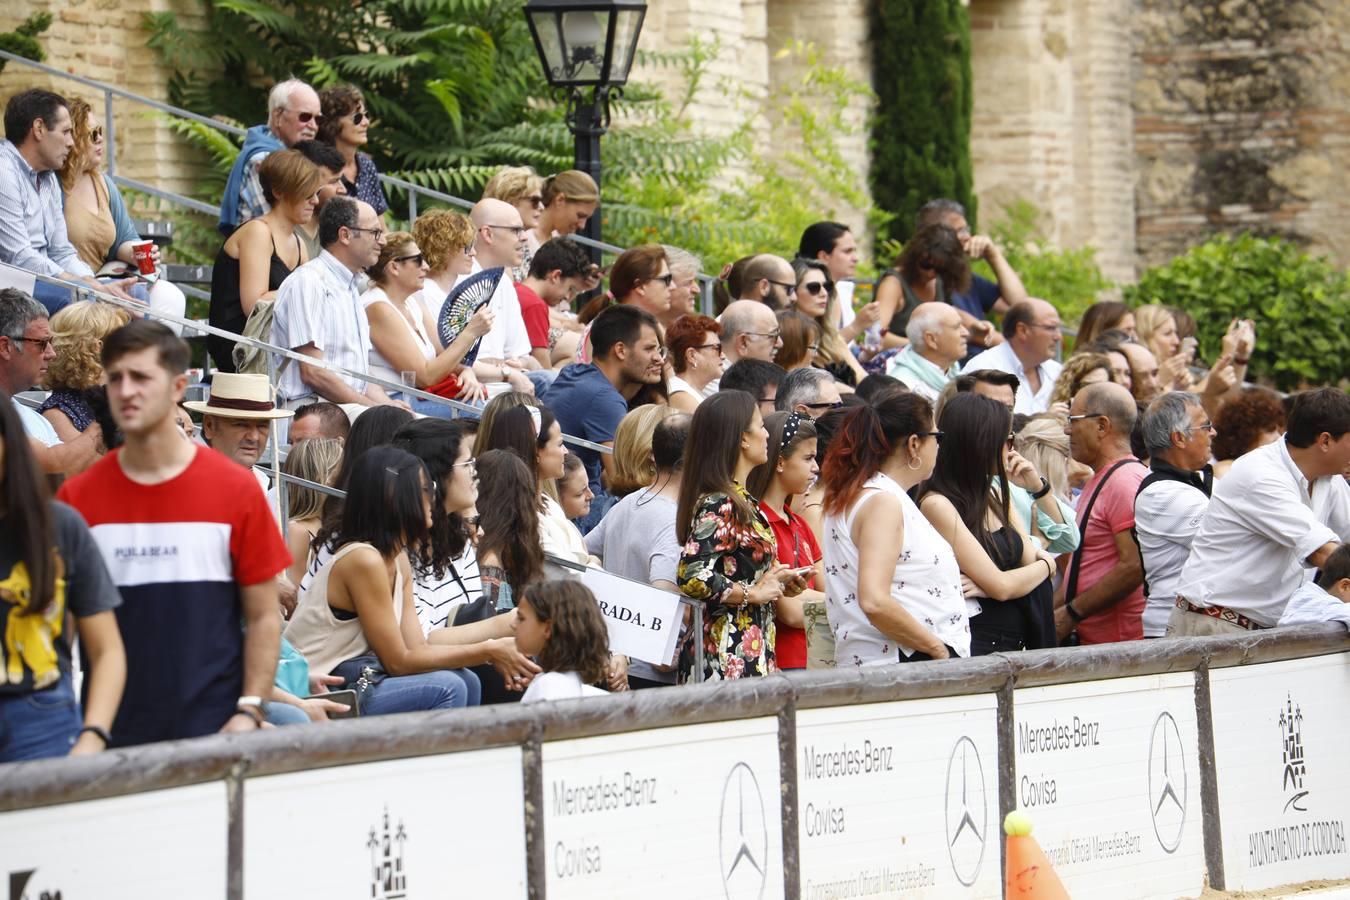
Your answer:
[132,240,156,277]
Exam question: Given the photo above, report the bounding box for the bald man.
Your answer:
[1058,381,1149,644]
[964,298,1063,414]
[737,254,798,309]
[466,198,543,393]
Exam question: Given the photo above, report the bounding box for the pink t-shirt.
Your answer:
[1069,458,1148,644]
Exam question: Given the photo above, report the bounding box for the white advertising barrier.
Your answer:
[1013,672,1204,899]
[1210,653,1350,891]
[245,749,528,898]
[2,782,227,899]
[796,694,1002,899]
[578,564,684,666]
[542,717,783,899]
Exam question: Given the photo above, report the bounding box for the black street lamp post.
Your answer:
[524,0,647,258]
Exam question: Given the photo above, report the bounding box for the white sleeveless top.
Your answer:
[362,286,437,386]
[284,541,405,677]
[823,473,970,663]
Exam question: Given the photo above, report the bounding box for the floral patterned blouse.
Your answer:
[677,486,778,682]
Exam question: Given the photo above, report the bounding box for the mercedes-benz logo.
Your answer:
[1148,711,1187,854]
[944,736,988,886]
[718,761,769,900]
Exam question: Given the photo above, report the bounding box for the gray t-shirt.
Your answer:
[585,491,681,684]
[0,501,121,695]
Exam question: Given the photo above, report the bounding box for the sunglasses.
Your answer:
[527,195,545,209]
[395,253,424,266]
[801,281,831,296]
[90,126,104,142]
[295,111,324,125]
[920,430,944,445]
[768,279,798,295]
[649,273,675,287]
[804,400,842,412]
[351,110,367,125]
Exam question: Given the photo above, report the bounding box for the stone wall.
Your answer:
[968,0,1138,283]
[1,0,212,201]
[1132,0,1350,269]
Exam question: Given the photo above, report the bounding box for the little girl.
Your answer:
[514,581,611,703]
[557,452,595,521]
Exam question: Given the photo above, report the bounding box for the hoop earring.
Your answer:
[907,454,922,471]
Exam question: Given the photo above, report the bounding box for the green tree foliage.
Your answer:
[869,0,975,245]
[1124,234,1350,390]
[982,200,1112,329]
[0,12,52,74]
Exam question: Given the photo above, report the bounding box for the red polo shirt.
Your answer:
[759,500,822,670]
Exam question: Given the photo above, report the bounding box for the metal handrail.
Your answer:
[0,48,719,314]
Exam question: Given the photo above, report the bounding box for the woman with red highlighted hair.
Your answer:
[819,392,970,665]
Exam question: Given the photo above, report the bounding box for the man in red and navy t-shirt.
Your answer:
[515,236,592,369]
[59,321,290,747]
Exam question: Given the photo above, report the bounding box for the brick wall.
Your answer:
[1132,0,1350,269]
[1,0,215,205]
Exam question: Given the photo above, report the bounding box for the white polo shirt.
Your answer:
[963,342,1062,415]
[1176,439,1350,626]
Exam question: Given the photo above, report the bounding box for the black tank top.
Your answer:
[208,227,300,372]
[971,526,1056,650]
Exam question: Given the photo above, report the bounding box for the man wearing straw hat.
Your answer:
[184,372,292,495]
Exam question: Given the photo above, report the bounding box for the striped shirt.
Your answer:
[272,250,371,402]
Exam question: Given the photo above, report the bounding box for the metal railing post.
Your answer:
[104,89,116,177]
[407,187,418,222]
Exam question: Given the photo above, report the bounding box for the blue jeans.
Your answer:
[526,368,557,394]
[392,391,482,420]
[265,701,311,726]
[330,658,481,716]
[0,676,81,762]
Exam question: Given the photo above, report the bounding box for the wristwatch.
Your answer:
[1030,476,1052,500]
[236,696,265,725]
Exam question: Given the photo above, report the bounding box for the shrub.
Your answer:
[1124,233,1350,390]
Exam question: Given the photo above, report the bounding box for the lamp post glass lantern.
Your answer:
[524,0,646,253]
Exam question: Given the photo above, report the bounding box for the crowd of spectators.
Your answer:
[1,81,1349,765]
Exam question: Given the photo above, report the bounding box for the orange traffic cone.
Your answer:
[1004,810,1070,899]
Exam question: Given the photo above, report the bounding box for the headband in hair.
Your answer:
[780,411,807,454]
[527,405,542,438]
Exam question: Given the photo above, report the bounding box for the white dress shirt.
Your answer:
[1278,581,1350,630]
[271,251,370,402]
[1176,439,1350,626]
[963,342,1062,415]
[474,268,531,362]
[1134,469,1210,637]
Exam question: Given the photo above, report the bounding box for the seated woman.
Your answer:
[280,436,343,593]
[57,99,187,332]
[792,258,867,386]
[917,394,1060,653]
[317,83,389,216]
[608,404,676,501]
[665,314,722,413]
[284,446,481,715]
[362,231,489,416]
[819,392,970,664]
[481,165,545,277]
[532,170,599,250]
[209,149,323,372]
[40,301,130,444]
[774,309,822,373]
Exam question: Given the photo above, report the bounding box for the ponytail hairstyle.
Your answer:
[475,450,546,593]
[521,580,610,684]
[541,169,599,207]
[676,390,759,544]
[0,391,57,615]
[821,392,934,516]
[918,393,1013,562]
[746,411,818,502]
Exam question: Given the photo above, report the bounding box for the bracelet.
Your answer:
[78,724,111,746]
[1233,356,1249,366]
[1030,477,1052,500]
[1041,558,1055,580]
[1065,600,1085,623]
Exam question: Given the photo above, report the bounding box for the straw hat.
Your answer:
[182,373,294,421]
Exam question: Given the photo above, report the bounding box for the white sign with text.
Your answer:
[1210,653,1350,891]
[542,717,783,898]
[579,565,684,665]
[1013,672,1204,899]
[796,693,1001,898]
[245,749,528,898]
[1,782,227,898]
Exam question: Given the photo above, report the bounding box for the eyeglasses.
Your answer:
[9,336,53,352]
[768,279,798,295]
[395,253,424,266]
[649,273,675,287]
[1031,323,1062,333]
[1066,412,1106,423]
[804,400,843,412]
[747,330,781,342]
[90,126,104,142]
[801,281,831,296]
[694,342,722,353]
[920,430,944,445]
[347,226,386,241]
[1182,421,1216,434]
[294,111,323,125]
[451,458,478,473]
[351,110,366,125]
[527,195,545,209]
[485,224,526,238]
